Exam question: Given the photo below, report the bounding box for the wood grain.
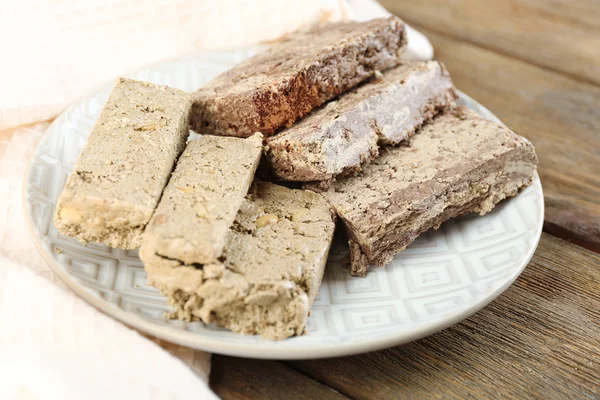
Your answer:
[379,0,600,86]
[210,356,349,399]
[397,26,600,250]
[287,234,600,399]
[544,197,600,253]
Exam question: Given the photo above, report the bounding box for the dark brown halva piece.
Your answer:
[266,61,457,182]
[189,17,407,138]
[311,108,538,277]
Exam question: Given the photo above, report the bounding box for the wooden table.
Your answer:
[210,2,600,398]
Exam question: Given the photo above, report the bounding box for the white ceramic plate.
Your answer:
[23,48,544,359]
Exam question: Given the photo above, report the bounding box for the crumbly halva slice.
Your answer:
[190,17,407,138]
[139,133,263,266]
[54,78,191,249]
[311,107,538,277]
[142,181,336,340]
[266,61,457,182]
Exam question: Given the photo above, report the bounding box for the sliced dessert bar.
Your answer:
[54,78,191,249]
[266,61,457,182]
[142,181,336,340]
[311,107,538,276]
[139,133,263,266]
[190,17,407,138]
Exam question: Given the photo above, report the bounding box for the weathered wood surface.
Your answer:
[210,356,349,399]
[212,234,600,399]
[380,0,600,86]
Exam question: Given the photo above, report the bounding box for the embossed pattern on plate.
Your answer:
[23,48,544,359]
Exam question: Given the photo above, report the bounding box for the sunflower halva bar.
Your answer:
[54,78,191,249]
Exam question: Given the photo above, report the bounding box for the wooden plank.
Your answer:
[379,0,600,86]
[544,198,600,253]
[396,26,600,249]
[288,233,600,399]
[210,356,350,400]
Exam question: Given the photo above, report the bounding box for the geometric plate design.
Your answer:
[23,47,544,360]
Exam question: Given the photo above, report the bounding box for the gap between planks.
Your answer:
[210,355,352,400]
[379,0,600,88]
[402,18,600,90]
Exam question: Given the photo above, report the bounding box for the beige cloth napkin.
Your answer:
[0,1,432,398]
[0,0,348,131]
[0,257,216,400]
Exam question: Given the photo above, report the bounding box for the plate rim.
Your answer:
[22,86,544,360]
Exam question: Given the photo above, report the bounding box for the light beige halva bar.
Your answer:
[54,78,191,249]
[142,181,336,340]
[140,133,263,266]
